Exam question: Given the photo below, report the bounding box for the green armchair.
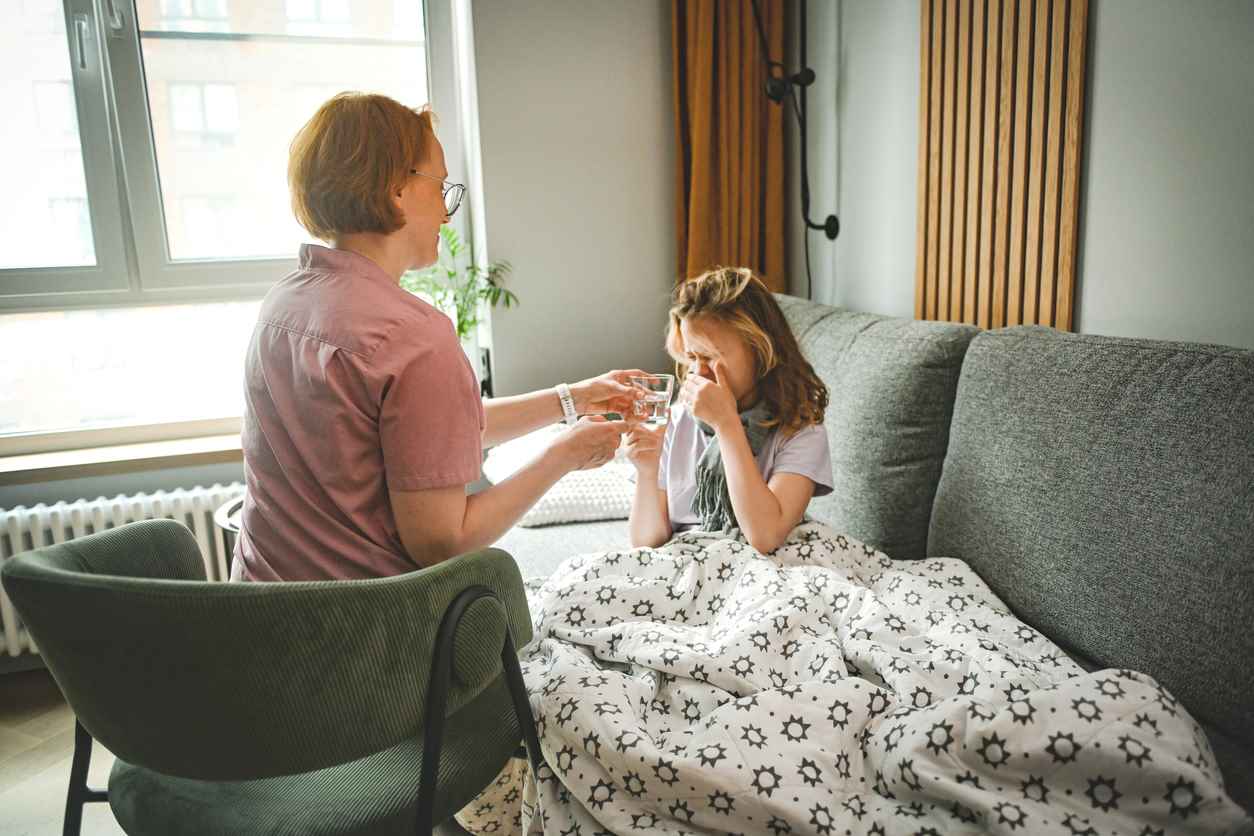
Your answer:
[0,518,542,836]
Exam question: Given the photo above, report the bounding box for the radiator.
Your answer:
[0,483,244,659]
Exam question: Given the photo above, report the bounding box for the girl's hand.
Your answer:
[623,422,666,474]
[678,362,739,432]
[570,369,647,416]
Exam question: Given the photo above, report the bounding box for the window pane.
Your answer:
[157,0,230,34]
[0,302,260,436]
[203,83,239,134]
[135,1,428,263]
[285,0,316,22]
[0,2,96,269]
[169,83,206,134]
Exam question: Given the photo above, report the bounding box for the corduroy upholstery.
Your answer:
[0,518,533,834]
[928,326,1254,811]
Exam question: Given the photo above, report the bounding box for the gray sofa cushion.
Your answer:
[774,293,839,340]
[777,297,980,559]
[928,326,1254,809]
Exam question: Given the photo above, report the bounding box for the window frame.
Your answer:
[106,11,295,296]
[425,0,494,384]
[0,0,132,306]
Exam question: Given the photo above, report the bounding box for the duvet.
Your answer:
[458,523,1250,835]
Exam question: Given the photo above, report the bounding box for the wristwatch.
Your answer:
[555,383,578,425]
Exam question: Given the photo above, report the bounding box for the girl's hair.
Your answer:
[288,92,437,241]
[665,266,828,434]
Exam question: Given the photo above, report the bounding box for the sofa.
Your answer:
[491,293,1254,814]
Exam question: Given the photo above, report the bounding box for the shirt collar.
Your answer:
[299,243,401,290]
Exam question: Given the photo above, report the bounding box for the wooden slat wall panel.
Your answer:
[961,0,985,325]
[925,0,943,320]
[915,0,1088,330]
[976,0,1001,329]
[950,0,970,323]
[915,0,932,323]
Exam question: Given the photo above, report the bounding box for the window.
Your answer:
[0,12,105,275]
[1,0,428,303]
[47,198,94,264]
[158,0,231,34]
[0,0,471,450]
[169,82,239,149]
[20,0,63,34]
[0,301,261,438]
[285,0,352,36]
[178,195,243,259]
[130,1,427,270]
[33,81,79,145]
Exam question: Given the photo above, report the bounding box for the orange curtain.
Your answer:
[672,0,786,291]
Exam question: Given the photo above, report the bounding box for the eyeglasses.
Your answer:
[410,169,465,218]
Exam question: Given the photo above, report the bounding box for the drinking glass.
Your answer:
[629,374,675,426]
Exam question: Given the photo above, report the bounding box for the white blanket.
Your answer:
[459,523,1251,835]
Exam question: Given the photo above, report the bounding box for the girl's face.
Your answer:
[679,315,760,410]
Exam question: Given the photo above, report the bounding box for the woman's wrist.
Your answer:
[545,434,579,473]
[554,383,578,425]
[565,380,587,414]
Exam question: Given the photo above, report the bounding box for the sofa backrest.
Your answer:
[776,295,979,559]
[928,326,1254,807]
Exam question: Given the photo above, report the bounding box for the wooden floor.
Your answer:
[0,668,122,835]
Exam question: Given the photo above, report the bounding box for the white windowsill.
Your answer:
[0,434,242,486]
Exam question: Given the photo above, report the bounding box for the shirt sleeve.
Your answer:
[377,322,484,492]
[768,423,835,497]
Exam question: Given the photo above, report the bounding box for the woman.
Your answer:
[232,93,634,582]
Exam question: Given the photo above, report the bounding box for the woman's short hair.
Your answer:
[288,92,436,241]
[666,266,828,434]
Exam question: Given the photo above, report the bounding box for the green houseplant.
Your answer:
[399,226,517,340]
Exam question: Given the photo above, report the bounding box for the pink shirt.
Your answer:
[232,244,485,582]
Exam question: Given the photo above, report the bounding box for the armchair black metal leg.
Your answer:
[416,586,546,836]
[500,634,543,773]
[417,593,466,836]
[64,721,108,836]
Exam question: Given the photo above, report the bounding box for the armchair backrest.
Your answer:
[0,519,532,782]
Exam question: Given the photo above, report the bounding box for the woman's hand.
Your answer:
[623,422,666,475]
[570,369,648,416]
[678,362,739,432]
[550,415,627,471]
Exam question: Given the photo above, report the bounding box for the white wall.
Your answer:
[794,0,1254,349]
[1076,0,1254,347]
[787,0,920,313]
[784,0,842,301]
[828,0,920,318]
[472,0,676,395]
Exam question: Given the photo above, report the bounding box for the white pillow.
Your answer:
[482,424,637,527]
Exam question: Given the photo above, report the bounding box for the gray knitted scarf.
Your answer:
[692,401,775,533]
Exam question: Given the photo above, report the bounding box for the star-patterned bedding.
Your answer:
[458,523,1251,835]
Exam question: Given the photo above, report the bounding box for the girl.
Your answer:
[626,266,834,554]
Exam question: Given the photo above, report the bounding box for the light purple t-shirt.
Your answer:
[657,404,834,531]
